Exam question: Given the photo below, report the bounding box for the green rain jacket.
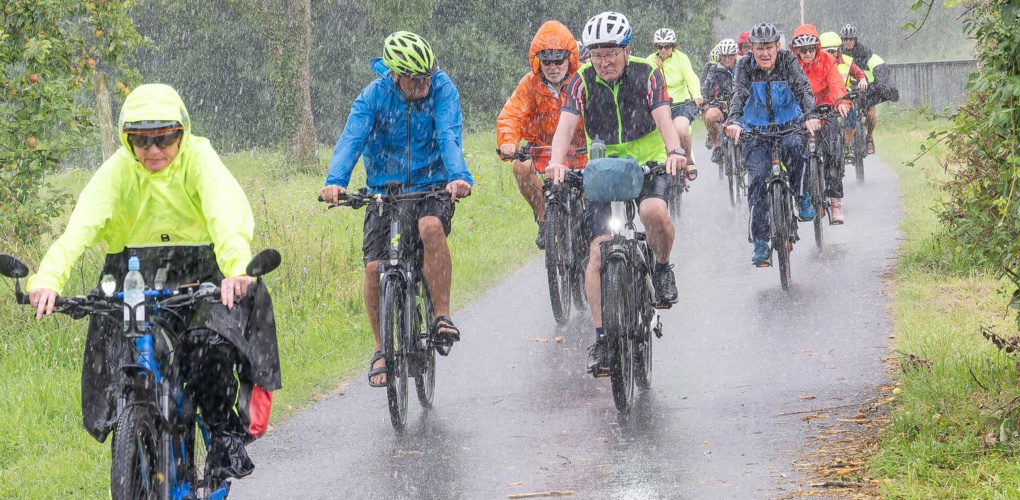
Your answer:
[28,84,254,293]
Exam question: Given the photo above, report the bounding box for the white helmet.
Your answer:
[583,11,632,48]
[717,38,738,56]
[653,28,676,45]
[708,45,720,65]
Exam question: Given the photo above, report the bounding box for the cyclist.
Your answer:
[820,31,868,163]
[497,21,587,249]
[724,22,820,266]
[790,25,852,224]
[839,23,886,154]
[320,31,473,388]
[737,31,751,57]
[577,40,591,64]
[547,11,691,374]
[26,83,280,481]
[647,27,703,167]
[700,42,721,84]
[702,38,738,164]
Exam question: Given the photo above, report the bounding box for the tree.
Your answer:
[0,0,148,244]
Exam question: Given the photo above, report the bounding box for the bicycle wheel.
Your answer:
[602,258,636,414]
[809,154,824,250]
[570,204,589,311]
[668,176,683,221]
[413,279,436,408]
[733,147,748,203]
[381,277,409,430]
[544,204,572,324]
[854,122,867,182]
[769,185,792,291]
[635,265,655,391]
[110,404,161,500]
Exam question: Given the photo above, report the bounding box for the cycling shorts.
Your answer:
[362,191,455,264]
[841,107,858,131]
[670,100,697,122]
[586,173,671,242]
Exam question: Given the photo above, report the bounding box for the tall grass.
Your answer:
[0,133,539,497]
[870,107,1020,497]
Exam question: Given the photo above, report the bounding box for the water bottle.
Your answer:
[123,256,145,332]
[590,136,606,160]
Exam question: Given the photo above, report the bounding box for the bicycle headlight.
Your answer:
[608,217,623,232]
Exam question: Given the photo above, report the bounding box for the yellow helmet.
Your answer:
[820,31,842,50]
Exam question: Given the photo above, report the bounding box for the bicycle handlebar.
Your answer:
[496,144,587,163]
[318,188,454,209]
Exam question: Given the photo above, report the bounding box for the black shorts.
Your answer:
[362,194,455,264]
[586,173,672,242]
[670,100,697,122]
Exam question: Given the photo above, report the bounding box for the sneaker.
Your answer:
[798,195,816,221]
[843,143,855,162]
[535,219,546,250]
[711,147,724,164]
[652,264,679,305]
[704,135,713,149]
[830,201,845,224]
[587,338,609,376]
[752,239,770,267]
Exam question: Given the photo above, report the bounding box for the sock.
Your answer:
[595,327,604,342]
[654,261,670,273]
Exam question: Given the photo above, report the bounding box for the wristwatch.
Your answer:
[667,147,686,157]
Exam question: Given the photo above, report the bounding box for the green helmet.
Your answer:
[383,31,437,78]
[820,32,842,50]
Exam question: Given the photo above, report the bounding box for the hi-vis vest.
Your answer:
[836,54,855,89]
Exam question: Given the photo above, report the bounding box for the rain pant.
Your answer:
[496,20,587,169]
[325,59,474,194]
[645,50,703,103]
[27,83,280,442]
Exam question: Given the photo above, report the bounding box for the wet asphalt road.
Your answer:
[232,147,901,499]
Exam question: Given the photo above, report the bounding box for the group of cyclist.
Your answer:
[19,10,898,481]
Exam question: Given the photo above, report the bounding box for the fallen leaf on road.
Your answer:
[800,394,817,400]
[554,336,564,343]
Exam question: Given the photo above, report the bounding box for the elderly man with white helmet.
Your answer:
[645,27,703,167]
[548,11,693,375]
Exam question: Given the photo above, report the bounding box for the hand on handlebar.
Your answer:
[665,153,688,177]
[319,185,347,206]
[29,288,58,320]
[446,179,472,202]
[725,124,743,145]
[857,79,868,91]
[546,163,567,185]
[498,144,518,160]
[836,102,852,118]
[804,118,822,135]
[221,275,253,309]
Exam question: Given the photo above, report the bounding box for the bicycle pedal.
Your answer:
[592,369,610,378]
[654,302,673,310]
[830,220,844,226]
[754,261,772,268]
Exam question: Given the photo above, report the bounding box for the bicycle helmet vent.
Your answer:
[583,11,632,48]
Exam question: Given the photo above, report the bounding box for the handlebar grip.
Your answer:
[686,169,699,181]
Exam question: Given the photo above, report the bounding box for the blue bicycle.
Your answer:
[0,249,281,499]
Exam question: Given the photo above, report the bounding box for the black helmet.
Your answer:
[748,23,780,44]
[839,24,858,39]
[537,49,570,62]
[123,120,182,133]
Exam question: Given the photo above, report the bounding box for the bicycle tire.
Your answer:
[854,121,867,182]
[570,205,589,311]
[413,278,435,408]
[602,258,636,414]
[110,404,161,500]
[544,204,572,324]
[809,154,824,250]
[770,185,792,291]
[734,147,748,203]
[726,142,738,207]
[668,176,684,222]
[635,265,654,391]
[381,277,409,430]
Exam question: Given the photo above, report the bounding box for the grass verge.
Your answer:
[0,132,538,498]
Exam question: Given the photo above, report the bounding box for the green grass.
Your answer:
[870,107,1020,497]
[0,132,539,498]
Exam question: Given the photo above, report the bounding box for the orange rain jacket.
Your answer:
[791,24,847,107]
[496,20,587,170]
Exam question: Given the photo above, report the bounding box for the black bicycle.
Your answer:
[742,125,805,291]
[0,250,281,500]
[667,167,690,221]
[848,89,871,182]
[499,145,588,324]
[586,160,691,413]
[806,92,864,249]
[322,183,448,430]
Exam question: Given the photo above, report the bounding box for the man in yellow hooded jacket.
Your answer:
[26,83,279,481]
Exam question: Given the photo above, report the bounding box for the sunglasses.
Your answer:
[655,44,673,50]
[126,129,182,149]
[540,58,568,66]
[795,47,817,54]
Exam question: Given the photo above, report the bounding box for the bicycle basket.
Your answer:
[583,157,643,202]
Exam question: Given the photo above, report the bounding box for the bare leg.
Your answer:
[865,106,877,139]
[704,108,724,148]
[512,159,545,221]
[639,198,674,264]
[673,116,693,164]
[585,236,610,328]
[420,216,452,319]
[364,261,385,385]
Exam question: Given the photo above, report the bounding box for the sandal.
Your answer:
[367,351,387,387]
[433,316,460,356]
[866,137,875,155]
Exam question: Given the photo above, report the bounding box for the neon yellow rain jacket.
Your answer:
[646,50,703,103]
[28,84,254,292]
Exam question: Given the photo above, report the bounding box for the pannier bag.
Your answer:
[583,157,644,202]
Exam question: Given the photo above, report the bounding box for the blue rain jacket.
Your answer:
[326,58,473,193]
[728,50,815,128]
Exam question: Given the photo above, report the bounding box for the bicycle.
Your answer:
[585,159,691,413]
[805,92,865,249]
[848,88,871,183]
[498,145,588,325]
[0,249,281,500]
[667,166,690,221]
[741,125,805,291]
[321,183,449,430]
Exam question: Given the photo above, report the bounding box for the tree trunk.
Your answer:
[93,72,118,160]
[287,0,317,168]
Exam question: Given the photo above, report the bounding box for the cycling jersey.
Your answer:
[28,84,255,293]
[496,20,587,168]
[562,57,670,164]
[835,54,868,90]
[728,49,815,128]
[326,58,474,194]
[645,50,703,103]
